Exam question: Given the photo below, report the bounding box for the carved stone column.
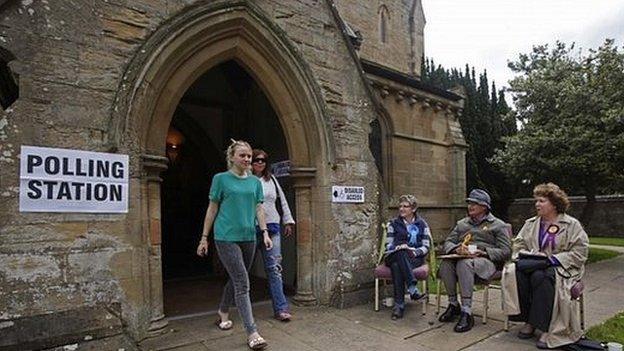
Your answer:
[141,154,169,337]
[290,167,317,306]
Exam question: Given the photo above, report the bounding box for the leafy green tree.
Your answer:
[493,40,624,224]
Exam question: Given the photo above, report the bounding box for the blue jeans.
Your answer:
[257,229,289,314]
[215,240,257,335]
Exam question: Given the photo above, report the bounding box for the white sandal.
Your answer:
[214,318,233,331]
[248,336,267,350]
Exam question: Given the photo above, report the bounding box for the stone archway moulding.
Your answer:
[107,0,334,337]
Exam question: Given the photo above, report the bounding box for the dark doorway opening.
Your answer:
[161,60,296,317]
[0,47,18,110]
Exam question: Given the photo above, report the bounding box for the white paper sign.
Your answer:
[331,186,365,203]
[19,146,129,213]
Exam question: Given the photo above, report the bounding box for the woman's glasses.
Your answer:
[252,158,266,164]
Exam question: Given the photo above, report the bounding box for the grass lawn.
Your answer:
[589,236,624,247]
[587,247,621,264]
[586,312,624,344]
[425,274,442,295]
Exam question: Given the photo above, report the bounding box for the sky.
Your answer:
[423,0,624,94]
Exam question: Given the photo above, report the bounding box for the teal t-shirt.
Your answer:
[209,171,264,242]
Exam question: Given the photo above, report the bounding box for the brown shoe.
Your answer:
[275,311,292,322]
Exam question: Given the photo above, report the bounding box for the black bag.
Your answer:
[270,175,284,218]
[561,337,606,351]
[515,257,550,273]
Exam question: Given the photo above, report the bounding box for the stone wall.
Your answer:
[334,0,424,75]
[508,195,624,237]
[0,0,383,343]
[364,64,467,241]
[0,0,464,347]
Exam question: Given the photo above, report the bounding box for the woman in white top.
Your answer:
[251,149,295,321]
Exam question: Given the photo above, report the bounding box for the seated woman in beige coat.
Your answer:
[502,183,588,349]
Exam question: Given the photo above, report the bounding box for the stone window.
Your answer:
[369,112,392,191]
[0,47,18,110]
[369,118,383,175]
[378,5,390,44]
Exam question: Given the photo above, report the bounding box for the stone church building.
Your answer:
[0,0,466,348]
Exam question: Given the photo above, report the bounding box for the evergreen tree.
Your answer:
[421,60,518,218]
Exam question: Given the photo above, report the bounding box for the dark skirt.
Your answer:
[509,266,556,331]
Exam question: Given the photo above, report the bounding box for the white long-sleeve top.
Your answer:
[258,175,295,225]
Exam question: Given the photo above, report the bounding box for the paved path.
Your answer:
[590,244,624,253]
[139,247,624,351]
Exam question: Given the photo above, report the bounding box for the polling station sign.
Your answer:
[331,186,365,203]
[19,146,129,213]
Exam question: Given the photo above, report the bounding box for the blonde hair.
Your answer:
[226,139,252,169]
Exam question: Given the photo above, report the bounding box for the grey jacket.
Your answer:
[443,213,512,264]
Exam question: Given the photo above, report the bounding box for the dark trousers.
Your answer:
[509,266,556,331]
[385,250,424,309]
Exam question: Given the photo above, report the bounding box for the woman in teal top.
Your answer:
[196,140,272,350]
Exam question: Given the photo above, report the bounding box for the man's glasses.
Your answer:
[252,158,266,164]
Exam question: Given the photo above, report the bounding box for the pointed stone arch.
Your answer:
[107,0,333,337]
[109,1,333,164]
[369,103,395,194]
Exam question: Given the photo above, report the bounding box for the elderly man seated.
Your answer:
[437,189,511,332]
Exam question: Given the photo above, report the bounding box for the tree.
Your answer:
[493,40,624,225]
[421,59,518,219]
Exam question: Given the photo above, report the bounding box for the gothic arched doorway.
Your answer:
[160,60,297,317]
[108,2,334,337]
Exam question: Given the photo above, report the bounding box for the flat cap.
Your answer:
[466,188,491,210]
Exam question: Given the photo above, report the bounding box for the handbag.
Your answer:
[515,254,551,273]
[270,175,284,218]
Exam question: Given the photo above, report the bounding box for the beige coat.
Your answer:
[501,213,588,348]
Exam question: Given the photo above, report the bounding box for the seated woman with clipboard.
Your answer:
[502,183,588,350]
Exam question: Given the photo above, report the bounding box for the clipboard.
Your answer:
[437,253,478,259]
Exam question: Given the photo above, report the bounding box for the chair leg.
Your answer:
[436,279,441,315]
[502,286,509,331]
[375,278,379,311]
[422,279,427,315]
[483,284,489,324]
[579,294,585,331]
